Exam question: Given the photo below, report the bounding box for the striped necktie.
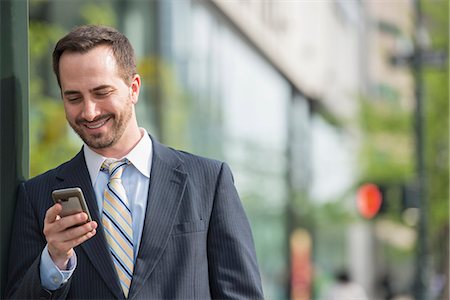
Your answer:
[102,159,134,298]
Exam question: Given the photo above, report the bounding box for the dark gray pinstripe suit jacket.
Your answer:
[5,138,264,299]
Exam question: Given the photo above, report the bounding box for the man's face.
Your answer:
[59,45,139,151]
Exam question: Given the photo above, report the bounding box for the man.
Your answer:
[5,25,264,299]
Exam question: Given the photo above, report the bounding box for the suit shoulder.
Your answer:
[167,148,237,188]
[173,148,224,169]
[23,158,74,188]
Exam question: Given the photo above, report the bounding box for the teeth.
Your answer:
[86,119,107,129]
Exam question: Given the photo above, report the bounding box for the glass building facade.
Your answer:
[156,2,295,297]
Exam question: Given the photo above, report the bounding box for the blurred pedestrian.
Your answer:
[322,269,369,300]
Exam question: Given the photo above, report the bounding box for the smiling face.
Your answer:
[59,45,142,158]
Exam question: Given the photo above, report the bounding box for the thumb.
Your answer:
[45,203,62,224]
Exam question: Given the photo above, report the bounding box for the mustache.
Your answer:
[76,114,113,125]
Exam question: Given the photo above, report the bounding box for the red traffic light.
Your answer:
[357,184,382,219]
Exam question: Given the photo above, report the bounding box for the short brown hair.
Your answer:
[52,25,136,87]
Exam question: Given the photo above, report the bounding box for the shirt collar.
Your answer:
[84,128,153,185]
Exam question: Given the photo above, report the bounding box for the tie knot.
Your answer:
[101,158,129,179]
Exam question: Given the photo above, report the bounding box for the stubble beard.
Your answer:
[68,102,133,150]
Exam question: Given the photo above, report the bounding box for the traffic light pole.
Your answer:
[412,0,428,298]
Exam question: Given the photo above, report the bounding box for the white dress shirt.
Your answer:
[40,128,152,290]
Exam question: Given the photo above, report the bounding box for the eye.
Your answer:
[66,96,82,103]
[95,90,112,98]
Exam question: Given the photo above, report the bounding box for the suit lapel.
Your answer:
[54,150,124,299]
[128,140,187,299]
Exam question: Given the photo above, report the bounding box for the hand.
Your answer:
[43,203,97,270]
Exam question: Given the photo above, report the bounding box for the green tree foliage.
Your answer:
[138,56,192,151]
[422,0,449,296]
[358,96,415,184]
[29,21,79,177]
[422,0,448,235]
[79,3,117,27]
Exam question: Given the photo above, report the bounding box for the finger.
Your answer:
[65,228,97,250]
[45,203,62,224]
[57,212,89,230]
[47,224,97,256]
[61,221,98,242]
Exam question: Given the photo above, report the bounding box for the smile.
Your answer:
[84,117,110,129]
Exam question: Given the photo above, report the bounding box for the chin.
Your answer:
[80,133,113,149]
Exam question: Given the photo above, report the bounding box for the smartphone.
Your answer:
[52,187,92,222]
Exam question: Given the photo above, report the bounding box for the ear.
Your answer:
[129,74,141,104]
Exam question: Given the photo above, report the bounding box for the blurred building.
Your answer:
[149,1,364,298]
[365,0,415,108]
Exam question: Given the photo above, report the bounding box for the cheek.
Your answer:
[63,104,79,121]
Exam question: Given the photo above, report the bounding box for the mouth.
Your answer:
[80,116,111,130]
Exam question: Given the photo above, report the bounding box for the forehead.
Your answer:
[60,45,117,70]
[59,46,123,89]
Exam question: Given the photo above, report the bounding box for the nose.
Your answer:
[80,99,100,122]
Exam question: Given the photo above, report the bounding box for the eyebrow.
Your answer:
[63,90,81,96]
[63,85,114,96]
[91,85,114,92]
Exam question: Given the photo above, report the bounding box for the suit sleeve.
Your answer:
[207,163,264,299]
[4,182,71,299]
